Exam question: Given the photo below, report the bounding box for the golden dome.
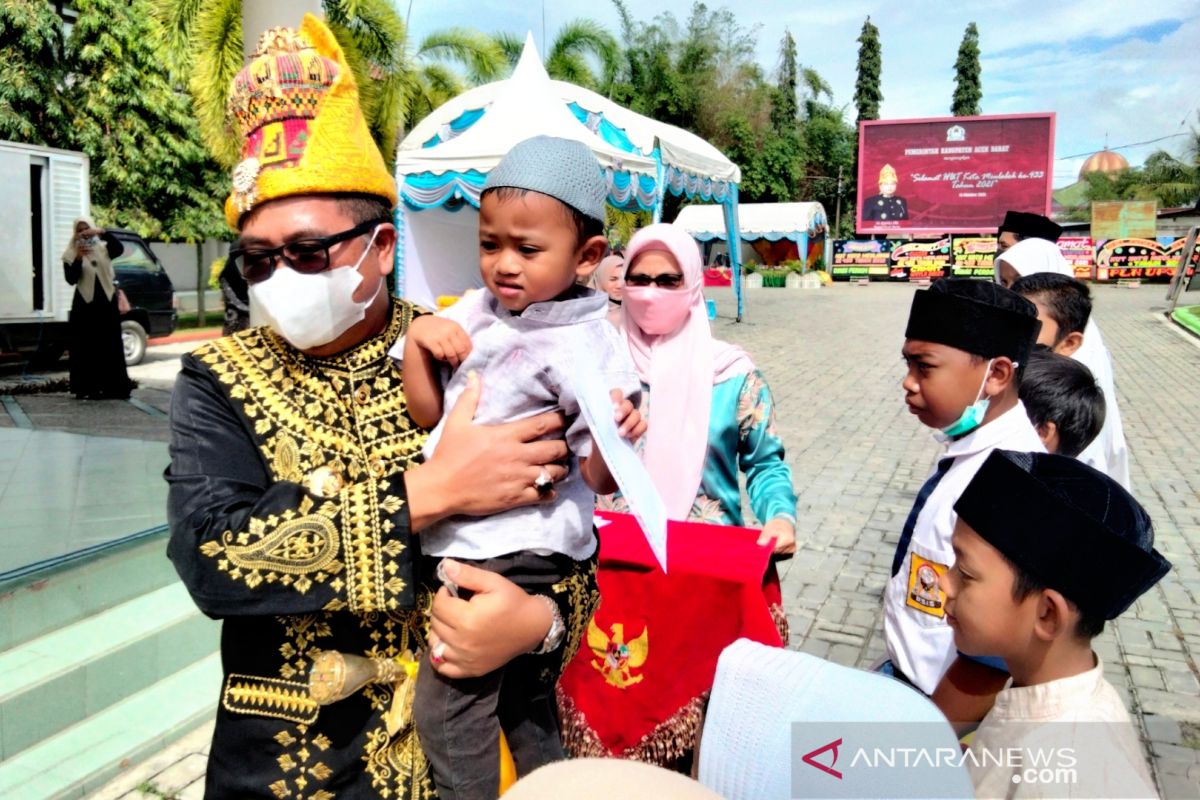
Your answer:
[1078,148,1129,179]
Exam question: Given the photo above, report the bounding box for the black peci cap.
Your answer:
[905,278,1041,365]
[998,210,1063,242]
[954,450,1170,620]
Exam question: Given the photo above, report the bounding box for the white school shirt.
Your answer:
[969,658,1157,799]
[884,402,1046,694]
[1073,321,1131,491]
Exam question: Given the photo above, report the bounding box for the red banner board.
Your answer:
[857,113,1055,235]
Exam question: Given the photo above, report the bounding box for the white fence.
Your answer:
[147,240,230,291]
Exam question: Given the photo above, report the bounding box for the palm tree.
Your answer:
[401,27,507,133]
[496,19,619,95]
[152,0,504,168]
[799,67,834,119]
[1133,148,1198,208]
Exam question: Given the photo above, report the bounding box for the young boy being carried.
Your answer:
[945,449,1169,798]
[397,136,644,800]
[885,279,1043,707]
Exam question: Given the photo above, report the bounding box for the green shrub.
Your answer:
[758,268,789,287]
[207,255,227,290]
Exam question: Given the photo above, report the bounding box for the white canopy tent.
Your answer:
[392,35,750,318]
[675,202,827,241]
[675,202,828,267]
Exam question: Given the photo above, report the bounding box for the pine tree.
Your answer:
[771,31,798,133]
[853,17,882,125]
[67,0,226,240]
[761,31,802,200]
[0,0,68,145]
[951,22,982,117]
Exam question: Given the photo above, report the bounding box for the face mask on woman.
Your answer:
[622,285,693,336]
[249,227,381,350]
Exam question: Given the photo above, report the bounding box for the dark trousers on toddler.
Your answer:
[413,550,582,800]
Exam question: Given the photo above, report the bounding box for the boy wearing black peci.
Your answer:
[884,279,1044,721]
[944,450,1168,798]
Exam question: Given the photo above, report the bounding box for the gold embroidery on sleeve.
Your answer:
[201,499,344,594]
[554,559,601,670]
[192,303,436,797]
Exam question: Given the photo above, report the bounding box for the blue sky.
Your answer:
[405,0,1198,189]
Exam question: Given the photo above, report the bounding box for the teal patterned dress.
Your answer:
[598,369,797,528]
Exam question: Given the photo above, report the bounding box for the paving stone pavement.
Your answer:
[75,283,1200,798]
[711,282,1200,798]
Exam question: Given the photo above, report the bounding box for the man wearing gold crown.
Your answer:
[862,163,909,222]
[165,15,593,798]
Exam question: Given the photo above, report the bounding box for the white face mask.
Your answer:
[249,227,382,350]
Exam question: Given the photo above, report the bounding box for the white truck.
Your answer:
[0,141,88,362]
[0,141,177,365]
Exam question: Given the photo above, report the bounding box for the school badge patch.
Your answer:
[906,554,948,617]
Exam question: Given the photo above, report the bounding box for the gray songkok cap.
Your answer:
[483,136,607,222]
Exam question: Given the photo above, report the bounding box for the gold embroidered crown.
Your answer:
[224,14,397,228]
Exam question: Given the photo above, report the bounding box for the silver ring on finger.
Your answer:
[534,467,554,496]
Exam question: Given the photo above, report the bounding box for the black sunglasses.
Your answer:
[625,273,684,288]
[230,217,390,284]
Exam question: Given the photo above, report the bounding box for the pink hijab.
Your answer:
[621,224,755,520]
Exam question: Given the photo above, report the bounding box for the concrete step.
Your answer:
[0,652,221,799]
[0,582,220,759]
[0,529,178,651]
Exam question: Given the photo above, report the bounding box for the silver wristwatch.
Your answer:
[531,595,566,655]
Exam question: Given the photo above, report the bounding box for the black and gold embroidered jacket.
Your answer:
[167,301,440,799]
[167,300,600,798]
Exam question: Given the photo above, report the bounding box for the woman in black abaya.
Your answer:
[62,218,134,400]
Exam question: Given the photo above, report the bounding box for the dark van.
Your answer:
[109,230,178,365]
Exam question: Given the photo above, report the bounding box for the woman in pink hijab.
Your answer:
[560,223,798,771]
[607,223,798,549]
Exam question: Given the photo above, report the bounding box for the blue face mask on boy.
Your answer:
[940,358,995,438]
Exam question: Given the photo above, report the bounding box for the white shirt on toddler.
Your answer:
[390,285,640,561]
